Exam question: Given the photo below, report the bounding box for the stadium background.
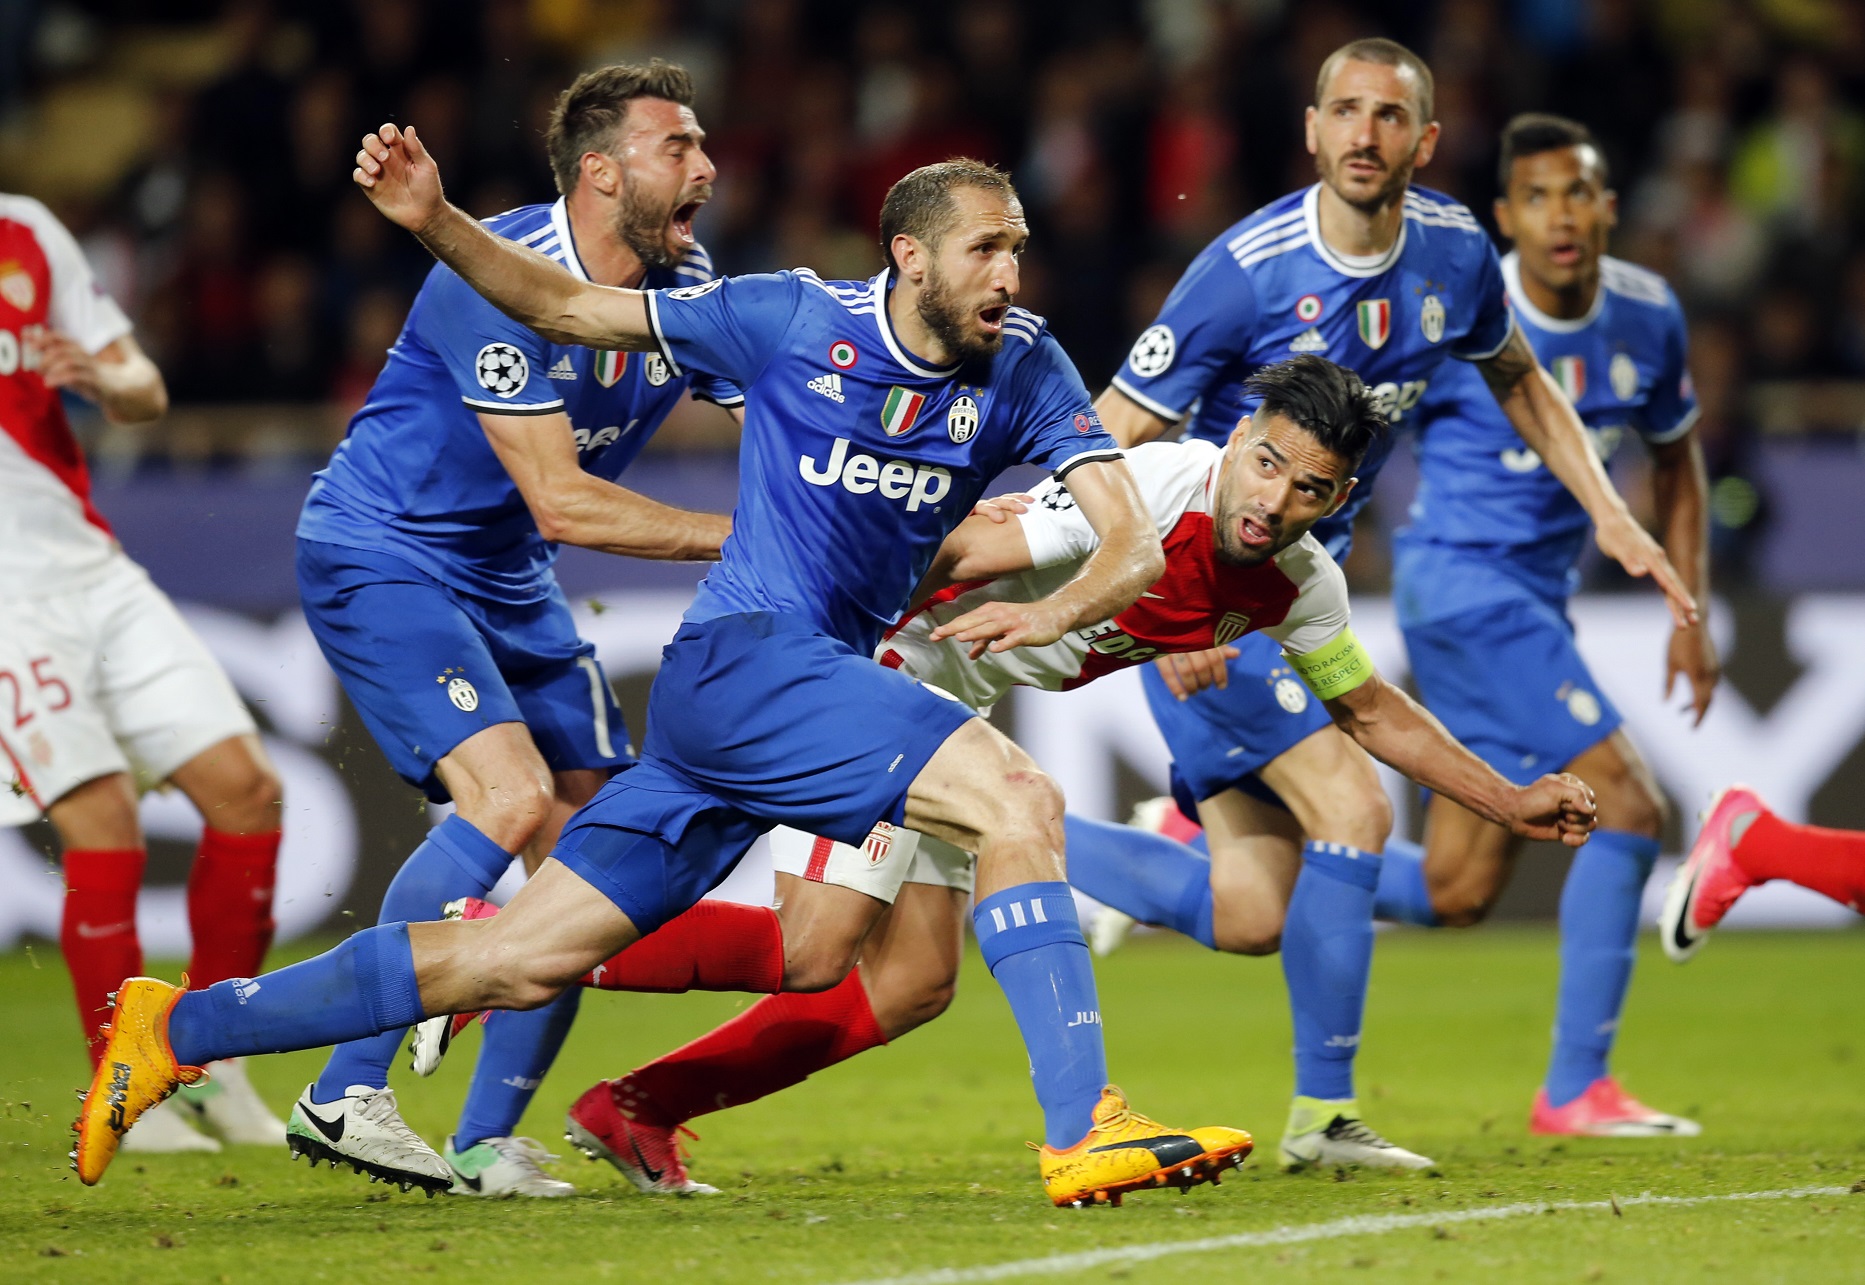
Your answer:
[2,0,1863,948]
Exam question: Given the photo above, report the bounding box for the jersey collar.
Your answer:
[550,198,592,283]
[1302,184,1406,279]
[873,268,962,379]
[1501,251,1603,334]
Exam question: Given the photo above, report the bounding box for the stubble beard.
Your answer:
[917,262,1004,364]
[613,173,690,271]
[1318,145,1417,216]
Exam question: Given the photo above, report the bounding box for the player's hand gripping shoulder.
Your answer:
[354,123,655,351]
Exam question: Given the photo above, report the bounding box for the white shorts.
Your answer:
[767,822,975,905]
[0,554,256,825]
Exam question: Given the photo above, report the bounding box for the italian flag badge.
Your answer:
[1356,299,1391,350]
[880,386,926,437]
[1552,355,1586,401]
[593,351,627,387]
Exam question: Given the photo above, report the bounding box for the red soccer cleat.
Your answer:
[1530,1077,1700,1138]
[563,1079,717,1196]
[1660,785,1767,963]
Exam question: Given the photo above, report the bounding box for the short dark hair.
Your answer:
[1497,112,1609,192]
[1315,37,1435,122]
[1244,355,1387,470]
[545,60,695,196]
[877,159,1019,275]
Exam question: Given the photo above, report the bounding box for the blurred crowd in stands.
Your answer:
[5,0,1865,579]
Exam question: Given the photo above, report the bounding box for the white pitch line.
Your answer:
[842,1185,1852,1285]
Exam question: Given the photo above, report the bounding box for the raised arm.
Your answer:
[354,124,656,350]
[1326,669,1596,846]
[479,412,729,561]
[1473,327,1696,626]
[928,458,1164,657]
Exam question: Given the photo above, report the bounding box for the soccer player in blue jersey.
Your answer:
[1056,39,1697,1170]
[1378,114,1715,1137]
[286,62,745,1196]
[73,133,1254,1208]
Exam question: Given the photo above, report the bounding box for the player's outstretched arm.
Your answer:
[928,459,1164,658]
[1474,327,1696,628]
[40,332,166,424]
[1325,670,1597,847]
[354,123,656,351]
[920,511,1040,597]
[1651,431,1719,725]
[481,412,730,561]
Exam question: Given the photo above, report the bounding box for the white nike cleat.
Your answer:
[444,1135,576,1198]
[285,1084,452,1194]
[408,898,491,1077]
[1089,905,1137,957]
[176,1058,287,1145]
[119,1097,223,1154]
[1278,1096,1435,1171]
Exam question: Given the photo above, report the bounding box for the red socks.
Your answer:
[617,971,887,1127]
[61,848,146,1067]
[187,827,282,985]
[581,901,784,994]
[1736,812,1865,912]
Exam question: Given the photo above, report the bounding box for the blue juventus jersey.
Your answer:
[646,268,1121,654]
[1112,184,1514,557]
[297,199,741,604]
[1406,253,1697,593]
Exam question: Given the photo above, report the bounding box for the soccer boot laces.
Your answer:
[1278,1097,1435,1171]
[444,1135,576,1198]
[1036,1085,1252,1208]
[564,1078,718,1195]
[285,1084,453,1194]
[72,977,204,1185]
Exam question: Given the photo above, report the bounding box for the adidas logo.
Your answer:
[807,372,846,403]
[1289,327,1328,353]
[547,354,577,380]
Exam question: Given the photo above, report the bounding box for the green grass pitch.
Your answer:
[1,927,1860,1282]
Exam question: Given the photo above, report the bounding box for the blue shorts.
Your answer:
[1395,541,1620,786]
[553,612,977,932]
[297,539,631,801]
[1144,630,1331,808]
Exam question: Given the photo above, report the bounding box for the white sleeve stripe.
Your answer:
[1642,403,1701,445]
[1235,230,1312,269]
[1051,447,1125,479]
[643,292,684,378]
[1109,376,1186,422]
[1451,316,1516,362]
[462,397,566,415]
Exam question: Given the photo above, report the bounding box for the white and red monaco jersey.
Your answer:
[0,194,134,595]
[881,438,1351,711]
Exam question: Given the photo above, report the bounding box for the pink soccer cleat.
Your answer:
[563,1079,717,1195]
[1660,785,1767,963]
[1530,1077,1700,1138]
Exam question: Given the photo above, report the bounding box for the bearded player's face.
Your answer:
[604,97,716,270]
[915,187,1028,364]
[1306,60,1437,214]
[1212,413,1356,567]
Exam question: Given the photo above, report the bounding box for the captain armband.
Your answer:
[1287,628,1375,702]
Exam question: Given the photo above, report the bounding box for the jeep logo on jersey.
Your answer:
[947,395,979,444]
[1420,295,1445,344]
[475,343,529,397]
[644,353,671,386]
[0,325,45,376]
[880,386,926,437]
[573,423,627,453]
[1553,355,1585,401]
[665,277,724,301]
[1214,612,1252,647]
[1368,379,1428,423]
[1610,352,1639,401]
[799,437,952,511]
[1127,324,1175,377]
[1356,299,1391,350]
[446,678,479,712]
[593,350,626,387]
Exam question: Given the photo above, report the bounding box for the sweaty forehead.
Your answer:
[1322,59,1425,115]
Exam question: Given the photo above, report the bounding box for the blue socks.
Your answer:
[169,923,425,1066]
[1546,830,1660,1106]
[1373,837,1439,927]
[973,882,1108,1147]
[1281,841,1381,1101]
[453,988,582,1150]
[314,815,513,1101]
[1062,813,1216,948]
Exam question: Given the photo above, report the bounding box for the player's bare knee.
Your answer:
[1305,785,1392,856]
[984,768,1065,865]
[1429,873,1502,928]
[455,770,555,851]
[896,973,957,1033]
[1593,769,1666,838]
[781,947,858,994]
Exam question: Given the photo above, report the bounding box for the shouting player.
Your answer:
[0,193,285,1151]
[1370,115,1711,1136]
[427,356,1592,1196]
[286,62,741,1196]
[74,137,1256,1209]
[1059,39,1696,1169]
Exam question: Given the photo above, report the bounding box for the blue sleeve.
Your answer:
[1450,238,1514,361]
[645,272,801,390]
[1109,246,1259,421]
[418,267,563,416]
[1638,296,1700,444]
[690,372,746,407]
[1014,333,1124,477]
